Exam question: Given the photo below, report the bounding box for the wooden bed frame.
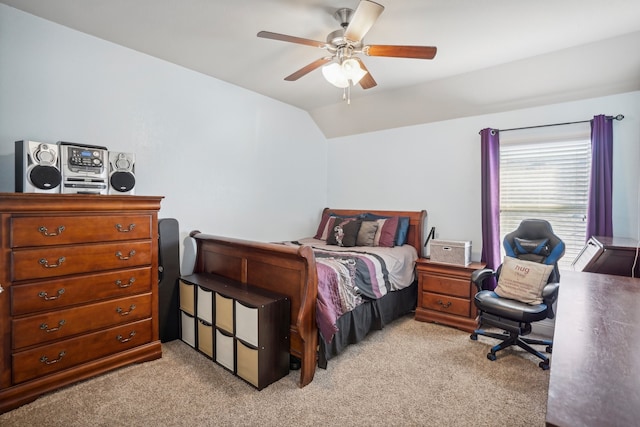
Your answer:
[189,208,427,387]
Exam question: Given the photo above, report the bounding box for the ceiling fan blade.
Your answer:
[365,45,437,59]
[344,0,384,42]
[257,31,326,48]
[284,57,333,81]
[355,58,377,89]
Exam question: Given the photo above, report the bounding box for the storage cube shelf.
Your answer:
[178,274,290,390]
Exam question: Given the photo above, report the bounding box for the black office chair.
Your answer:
[470,219,565,370]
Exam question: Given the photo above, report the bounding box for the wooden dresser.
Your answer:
[0,193,163,413]
[414,258,485,333]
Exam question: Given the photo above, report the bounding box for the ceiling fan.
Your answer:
[257,0,437,101]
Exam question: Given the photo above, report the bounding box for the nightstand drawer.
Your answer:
[419,273,471,298]
[421,292,470,317]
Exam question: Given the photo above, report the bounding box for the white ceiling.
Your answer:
[3,0,640,138]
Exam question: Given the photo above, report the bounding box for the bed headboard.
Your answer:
[322,208,427,256]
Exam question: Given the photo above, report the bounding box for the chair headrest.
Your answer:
[503,219,565,267]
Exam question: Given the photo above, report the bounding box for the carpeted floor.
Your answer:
[0,315,550,426]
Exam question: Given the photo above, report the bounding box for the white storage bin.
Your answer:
[197,286,213,323]
[215,329,235,371]
[235,301,258,347]
[430,240,472,266]
[180,310,196,348]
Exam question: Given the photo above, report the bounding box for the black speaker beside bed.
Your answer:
[158,218,180,342]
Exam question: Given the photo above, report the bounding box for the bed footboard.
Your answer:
[189,232,318,387]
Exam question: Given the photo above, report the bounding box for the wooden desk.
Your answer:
[546,270,640,426]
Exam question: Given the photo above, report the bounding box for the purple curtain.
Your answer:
[480,128,500,290]
[586,115,614,239]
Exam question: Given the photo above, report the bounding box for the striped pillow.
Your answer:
[371,217,399,247]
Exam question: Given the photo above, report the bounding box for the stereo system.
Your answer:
[15,140,136,195]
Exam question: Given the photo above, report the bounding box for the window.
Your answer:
[500,136,591,268]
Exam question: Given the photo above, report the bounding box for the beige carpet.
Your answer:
[0,315,550,426]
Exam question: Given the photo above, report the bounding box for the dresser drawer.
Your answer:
[419,273,472,298]
[10,214,152,248]
[11,240,152,281]
[11,267,151,315]
[12,293,152,350]
[12,318,153,385]
[421,292,471,317]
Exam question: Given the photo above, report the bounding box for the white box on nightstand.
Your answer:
[430,240,472,266]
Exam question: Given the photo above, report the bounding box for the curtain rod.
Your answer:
[494,114,624,133]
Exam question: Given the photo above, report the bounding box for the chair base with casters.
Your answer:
[470,304,553,370]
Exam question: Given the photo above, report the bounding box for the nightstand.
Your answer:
[414,258,485,332]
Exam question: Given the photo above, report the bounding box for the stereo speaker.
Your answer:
[15,140,62,193]
[158,218,180,342]
[108,152,136,195]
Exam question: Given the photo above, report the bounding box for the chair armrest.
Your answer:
[470,268,496,292]
[542,282,560,319]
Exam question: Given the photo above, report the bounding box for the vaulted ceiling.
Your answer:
[3,0,640,138]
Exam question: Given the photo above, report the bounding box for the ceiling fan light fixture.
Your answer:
[322,58,367,88]
[341,58,367,84]
[322,62,350,88]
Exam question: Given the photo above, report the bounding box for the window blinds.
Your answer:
[500,138,592,267]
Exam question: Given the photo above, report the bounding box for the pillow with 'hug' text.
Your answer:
[494,256,554,305]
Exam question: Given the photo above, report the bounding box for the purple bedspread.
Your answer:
[313,248,390,343]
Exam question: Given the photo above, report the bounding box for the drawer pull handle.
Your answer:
[40,319,66,333]
[40,351,66,365]
[38,225,65,237]
[39,257,65,268]
[116,304,136,316]
[115,277,136,288]
[116,331,137,343]
[115,223,136,232]
[115,250,136,260]
[38,288,65,301]
[436,299,452,309]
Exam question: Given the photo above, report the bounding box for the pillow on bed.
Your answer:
[327,219,362,247]
[314,212,333,239]
[494,256,554,305]
[362,213,410,246]
[314,212,363,240]
[372,217,399,247]
[356,221,379,246]
[395,217,410,246]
